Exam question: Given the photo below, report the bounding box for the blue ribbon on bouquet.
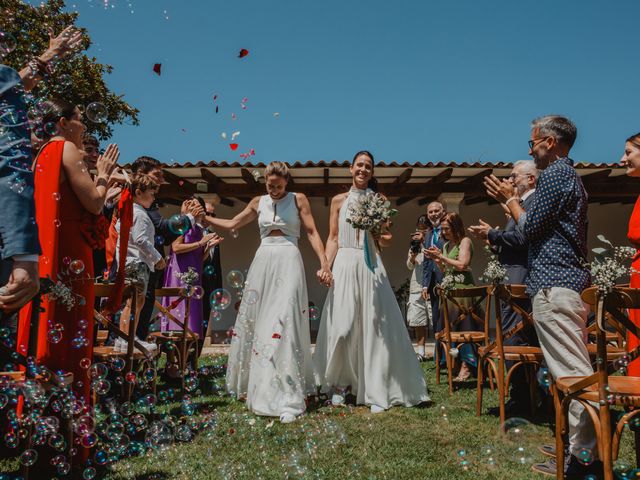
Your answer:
[363,231,376,272]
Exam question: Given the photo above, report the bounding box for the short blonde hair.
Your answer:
[264,161,291,182]
[131,174,159,195]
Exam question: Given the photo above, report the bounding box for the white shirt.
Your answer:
[406,251,425,295]
[116,203,162,271]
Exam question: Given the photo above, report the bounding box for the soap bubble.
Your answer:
[0,31,17,55]
[226,270,244,289]
[168,214,190,235]
[69,259,85,274]
[308,306,320,321]
[85,102,107,123]
[210,289,231,310]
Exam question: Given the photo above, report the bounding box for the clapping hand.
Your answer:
[96,144,119,179]
[47,26,84,60]
[467,219,493,240]
[205,233,223,249]
[483,174,517,204]
[424,246,442,260]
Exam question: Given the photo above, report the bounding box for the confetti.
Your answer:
[229,144,238,151]
[213,95,218,101]
[221,132,227,140]
[216,106,219,113]
[231,113,237,120]
[238,48,249,58]
[231,131,240,141]
[153,63,161,75]
[273,112,280,117]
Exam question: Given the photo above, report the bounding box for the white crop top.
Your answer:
[257,192,301,239]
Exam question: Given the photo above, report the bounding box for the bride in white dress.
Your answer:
[206,162,331,423]
[314,151,430,413]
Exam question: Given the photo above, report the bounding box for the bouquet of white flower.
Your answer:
[589,235,636,295]
[346,192,397,236]
[439,272,466,294]
[480,246,508,285]
[175,266,200,286]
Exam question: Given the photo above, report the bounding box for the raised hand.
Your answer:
[96,144,119,179]
[467,219,492,240]
[47,26,83,60]
[483,174,517,204]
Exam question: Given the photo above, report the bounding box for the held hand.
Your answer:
[483,174,516,204]
[205,233,223,248]
[421,288,430,301]
[0,261,40,311]
[96,144,119,179]
[155,258,166,270]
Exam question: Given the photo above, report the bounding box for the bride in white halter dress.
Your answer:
[314,151,430,412]
[206,162,332,423]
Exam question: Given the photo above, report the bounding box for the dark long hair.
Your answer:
[351,150,378,192]
[442,212,466,244]
[40,98,76,126]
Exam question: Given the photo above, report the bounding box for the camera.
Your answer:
[410,238,422,254]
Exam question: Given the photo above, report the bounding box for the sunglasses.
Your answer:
[528,137,549,149]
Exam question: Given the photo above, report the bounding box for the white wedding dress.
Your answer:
[314,187,430,409]
[226,192,316,417]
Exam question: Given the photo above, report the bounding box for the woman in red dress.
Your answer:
[622,132,640,376]
[18,99,118,414]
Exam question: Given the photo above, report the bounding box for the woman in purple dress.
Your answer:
[162,196,222,336]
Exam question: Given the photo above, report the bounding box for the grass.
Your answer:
[104,358,555,480]
[3,356,639,479]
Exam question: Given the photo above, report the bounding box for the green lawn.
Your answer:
[3,356,639,479]
[104,358,556,480]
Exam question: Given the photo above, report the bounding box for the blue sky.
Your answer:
[36,0,640,165]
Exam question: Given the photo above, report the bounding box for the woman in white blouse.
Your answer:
[205,162,331,423]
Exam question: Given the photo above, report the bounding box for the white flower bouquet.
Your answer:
[175,266,200,286]
[345,192,397,236]
[480,246,508,285]
[439,273,466,295]
[589,235,636,295]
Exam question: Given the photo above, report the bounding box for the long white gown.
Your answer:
[314,187,430,409]
[226,192,316,417]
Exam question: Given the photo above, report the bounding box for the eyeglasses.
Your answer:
[528,137,549,149]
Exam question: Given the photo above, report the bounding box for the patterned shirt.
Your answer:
[517,157,590,297]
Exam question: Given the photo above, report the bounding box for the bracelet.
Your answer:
[505,196,519,206]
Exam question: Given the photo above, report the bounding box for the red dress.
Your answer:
[18,140,99,410]
[627,195,640,376]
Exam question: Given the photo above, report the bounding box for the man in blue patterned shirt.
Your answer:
[484,115,600,478]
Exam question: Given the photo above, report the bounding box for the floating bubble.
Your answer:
[243,289,260,305]
[226,270,244,289]
[44,121,58,137]
[52,192,61,201]
[211,310,222,322]
[85,102,107,123]
[88,363,108,379]
[125,372,137,384]
[83,466,97,479]
[230,229,239,239]
[80,433,98,448]
[168,214,190,235]
[576,447,594,465]
[449,347,459,358]
[0,31,16,55]
[210,289,231,310]
[19,448,37,466]
[204,265,215,276]
[111,357,125,371]
[192,285,204,300]
[70,259,85,274]
[309,306,320,321]
[47,327,63,344]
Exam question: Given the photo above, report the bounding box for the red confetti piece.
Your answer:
[238,48,249,58]
[229,143,238,151]
[272,333,281,339]
[153,63,161,75]
[213,95,217,101]
[249,149,255,156]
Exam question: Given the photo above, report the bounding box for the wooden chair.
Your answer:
[148,287,198,391]
[436,285,492,394]
[555,286,640,480]
[93,283,159,402]
[476,284,545,427]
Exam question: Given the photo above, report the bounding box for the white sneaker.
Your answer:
[331,394,345,406]
[135,338,157,352]
[370,404,386,414]
[279,413,297,424]
[114,338,127,353]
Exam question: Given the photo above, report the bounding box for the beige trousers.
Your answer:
[532,287,596,458]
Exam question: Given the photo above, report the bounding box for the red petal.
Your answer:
[229,143,238,151]
[153,63,161,75]
[238,49,249,58]
[272,333,281,339]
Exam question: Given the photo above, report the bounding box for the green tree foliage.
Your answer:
[0,0,139,139]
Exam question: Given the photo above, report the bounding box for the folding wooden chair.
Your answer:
[476,284,545,426]
[93,283,159,402]
[555,286,640,480]
[436,285,492,394]
[148,287,198,391]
